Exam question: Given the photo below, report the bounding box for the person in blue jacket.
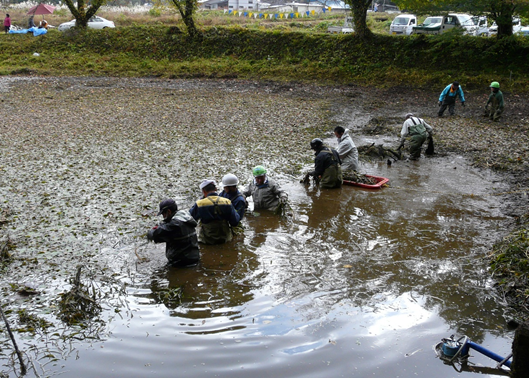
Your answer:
[219,173,247,225]
[189,179,240,245]
[438,81,465,117]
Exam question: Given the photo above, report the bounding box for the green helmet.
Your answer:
[252,165,267,177]
[490,81,500,89]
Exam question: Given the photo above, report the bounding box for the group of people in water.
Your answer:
[147,80,505,266]
[147,125,363,266]
[147,166,289,266]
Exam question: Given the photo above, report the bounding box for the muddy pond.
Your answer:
[0,77,516,377]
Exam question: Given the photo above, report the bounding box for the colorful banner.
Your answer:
[224,8,325,19]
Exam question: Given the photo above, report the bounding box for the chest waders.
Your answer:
[408,117,428,159]
[319,149,343,189]
[199,196,233,245]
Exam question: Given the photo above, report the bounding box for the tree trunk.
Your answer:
[183,1,198,38]
[493,0,515,38]
[63,0,104,29]
[350,0,372,39]
[171,0,199,38]
[511,320,529,377]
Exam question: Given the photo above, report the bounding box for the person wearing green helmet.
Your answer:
[484,81,504,121]
[243,166,288,211]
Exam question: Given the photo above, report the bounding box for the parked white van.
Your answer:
[390,14,417,35]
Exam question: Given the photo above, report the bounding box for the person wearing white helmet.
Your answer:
[484,81,504,121]
[219,173,247,224]
[399,113,433,160]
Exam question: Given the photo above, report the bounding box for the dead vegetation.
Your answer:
[57,266,102,326]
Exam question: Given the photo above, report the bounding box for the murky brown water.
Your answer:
[52,158,511,378]
[0,78,514,377]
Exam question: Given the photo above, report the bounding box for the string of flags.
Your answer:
[223,7,331,19]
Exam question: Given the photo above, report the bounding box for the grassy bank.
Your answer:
[1,25,529,91]
[491,215,529,317]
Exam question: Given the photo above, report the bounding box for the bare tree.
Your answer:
[169,0,199,37]
[62,0,106,29]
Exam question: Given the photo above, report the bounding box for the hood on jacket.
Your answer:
[339,129,351,142]
[173,210,198,227]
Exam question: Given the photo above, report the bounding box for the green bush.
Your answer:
[1,25,529,90]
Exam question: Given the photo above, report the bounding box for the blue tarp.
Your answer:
[9,27,47,36]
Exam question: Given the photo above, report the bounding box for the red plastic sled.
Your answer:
[343,175,389,189]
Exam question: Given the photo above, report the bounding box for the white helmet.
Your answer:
[222,173,239,186]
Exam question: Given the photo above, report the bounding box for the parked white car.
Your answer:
[58,16,115,31]
[412,13,478,35]
[489,18,523,35]
[390,14,417,35]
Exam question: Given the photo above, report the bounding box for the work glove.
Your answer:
[398,141,405,150]
[461,102,466,107]
[279,197,287,205]
[438,101,442,107]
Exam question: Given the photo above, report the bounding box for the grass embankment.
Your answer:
[491,216,529,317]
[1,26,529,91]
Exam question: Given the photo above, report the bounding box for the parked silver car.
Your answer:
[58,16,115,31]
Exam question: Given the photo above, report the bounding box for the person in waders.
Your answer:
[307,138,343,189]
[334,126,359,172]
[484,81,504,122]
[219,174,247,233]
[438,81,465,117]
[243,166,288,212]
[189,180,240,245]
[399,113,433,160]
[147,199,200,266]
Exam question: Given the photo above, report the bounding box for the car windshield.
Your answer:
[393,17,410,25]
[424,17,441,26]
[458,15,474,26]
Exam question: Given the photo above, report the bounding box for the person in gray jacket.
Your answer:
[243,166,288,211]
[334,126,359,172]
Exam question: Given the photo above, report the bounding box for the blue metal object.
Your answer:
[442,340,461,357]
[461,340,512,368]
[438,335,512,369]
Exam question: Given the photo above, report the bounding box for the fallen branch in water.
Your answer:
[0,303,27,376]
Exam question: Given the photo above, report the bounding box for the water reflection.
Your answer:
[118,155,511,377]
[145,242,256,325]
